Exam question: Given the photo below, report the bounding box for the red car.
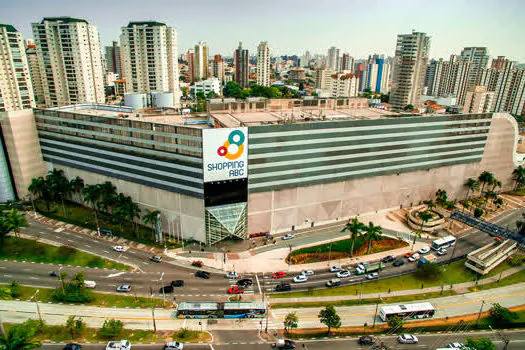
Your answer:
[272,271,286,279]
[404,251,415,259]
[228,286,245,294]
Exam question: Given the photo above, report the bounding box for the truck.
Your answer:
[356,262,384,275]
[272,339,296,349]
[417,254,437,267]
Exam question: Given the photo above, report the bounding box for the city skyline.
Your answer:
[1,0,524,61]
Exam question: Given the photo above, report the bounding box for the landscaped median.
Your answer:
[0,236,130,270]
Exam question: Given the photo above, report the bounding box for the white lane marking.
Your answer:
[107,272,126,278]
[255,274,262,295]
[55,235,61,239]
[54,228,65,233]
[39,231,46,234]
[85,245,91,248]
[103,250,109,254]
[67,239,74,243]
[29,277,39,280]
[3,274,12,277]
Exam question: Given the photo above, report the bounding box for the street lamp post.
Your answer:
[30,290,42,323]
[476,300,485,328]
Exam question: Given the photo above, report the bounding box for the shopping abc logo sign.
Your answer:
[203,128,248,182]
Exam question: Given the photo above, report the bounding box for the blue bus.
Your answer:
[176,302,265,319]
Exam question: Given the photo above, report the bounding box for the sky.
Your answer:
[2,0,525,61]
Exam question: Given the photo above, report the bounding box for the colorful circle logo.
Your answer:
[217,130,245,160]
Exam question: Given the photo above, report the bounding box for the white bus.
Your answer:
[379,302,435,322]
[431,235,456,251]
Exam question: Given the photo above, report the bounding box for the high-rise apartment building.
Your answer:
[211,55,224,83]
[105,41,123,77]
[25,44,45,106]
[327,46,340,71]
[300,51,311,68]
[390,30,430,110]
[341,53,354,72]
[256,41,270,87]
[460,47,489,89]
[491,56,509,70]
[234,42,249,88]
[31,17,105,106]
[366,54,390,94]
[315,68,336,90]
[492,65,525,116]
[462,86,494,114]
[120,21,180,107]
[330,73,359,97]
[193,41,208,82]
[425,55,471,105]
[0,24,35,112]
[480,57,514,92]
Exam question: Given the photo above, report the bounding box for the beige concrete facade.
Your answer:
[0,109,46,198]
[247,113,520,234]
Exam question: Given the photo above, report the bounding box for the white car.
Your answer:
[447,343,464,349]
[106,340,131,350]
[366,272,378,280]
[116,284,131,292]
[336,270,351,278]
[437,248,448,256]
[418,246,431,254]
[165,342,183,350]
[84,280,96,289]
[329,265,342,272]
[293,275,308,283]
[281,234,295,240]
[408,253,420,262]
[113,246,127,253]
[225,271,238,279]
[398,334,418,344]
[301,270,314,276]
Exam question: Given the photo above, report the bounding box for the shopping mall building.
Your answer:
[0,97,520,245]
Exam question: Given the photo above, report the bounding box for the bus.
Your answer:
[431,235,456,251]
[379,302,435,322]
[176,302,265,319]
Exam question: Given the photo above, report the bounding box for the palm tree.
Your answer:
[0,324,41,349]
[0,209,27,243]
[82,184,102,230]
[98,182,117,214]
[341,217,365,257]
[28,176,51,211]
[364,221,382,254]
[423,199,436,211]
[478,171,495,197]
[465,178,480,202]
[69,176,84,203]
[435,189,448,205]
[46,169,71,214]
[143,209,161,241]
[58,271,68,294]
[516,213,525,236]
[512,165,525,190]
[418,211,433,233]
[491,179,502,192]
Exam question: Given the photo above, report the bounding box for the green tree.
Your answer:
[69,176,84,202]
[489,303,518,327]
[0,322,41,349]
[387,315,404,329]
[474,207,484,218]
[435,189,448,205]
[65,315,85,338]
[99,319,123,338]
[284,311,298,334]
[28,176,51,211]
[403,104,415,111]
[318,305,341,334]
[512,165,525,189]
[0,209,27,243]
[82,184,102,230]
[46,169,71,214]
[418,211,433,233]
[9,281,21,298]
[415,262,441,280]
[364,221,382,254]
[478,171,495,197]
[98,181,117,214]
[491,179,502,192]
[223,81,243,98]
[423,199,436,211]
[465,178,480,202]
[143,209,161,242]
[341,217,365,257]
[465,337,495,350]
[516,213,525,236]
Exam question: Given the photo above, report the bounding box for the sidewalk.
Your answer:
[270,265,525,304]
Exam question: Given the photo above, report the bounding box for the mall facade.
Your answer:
[0,97,520,245]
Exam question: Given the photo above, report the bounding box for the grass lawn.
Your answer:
[469,269,525,292]
[0,237,130,270]
[0,283,167,309]
[271,290,457,309]
[272,259,515,299]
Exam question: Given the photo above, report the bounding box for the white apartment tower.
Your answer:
[460,47,489,89]
[120,21,181,107]
[25,44,45,106]
[462,86,494,114]
[327,46,340,71]
[193,41,209,82]
[31,17,105,106]
[0,24,35,112]
[390,30,431,110]
[256,41,270,87]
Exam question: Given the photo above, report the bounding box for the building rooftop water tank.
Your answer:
[123,93,147,111]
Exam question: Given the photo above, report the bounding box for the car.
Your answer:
[150,255,163,263]
[293,275,308,283]
[100,228,113,236]
[228,286,245,294]
[329,265,342,272]
[272,339,296,349]
[106,340,131,350]
[159,286,174,294]
[237,278,253,287]
[404,251,415,259]
[113,246,127,253]
[281,234,295,240]
[356,263,366,271]
[447,343,465,349]
[225,271,238,279]
[171,280,184,287]
[301,270,314,276]
[50,271,59,277]
[325,278,341,287]
[84,280,96,289]
[366,272,379,280]
[195,271,210,279]
[408,253,420,262]
[164,341,183,350]
[393,260,405,267]
[381,255,396,263]
[437,248,448,256]
[358,336,375,345]
[116,284,131,292]
[418,246,431,254]
[275,283,291,292]
[273,271,286,279]
[64,344,82,350]
[191,260,203,267]
[398,334,418,344]
[336,270,351,278]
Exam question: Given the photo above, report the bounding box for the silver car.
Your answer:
[116,284,131,292]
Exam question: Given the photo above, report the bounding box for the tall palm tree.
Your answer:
[0,324,41,349]
[364,221,382,254]
[98,182,117,214]
[82,184,102,230]
[491,179,502,192]
[435,189,448,205]
[46,169,71,215]
[423,199,436,211]
[28,176,51,211]
[0,209,27,243]
[69,176,84,203]
[143,209,161,241]
[512,165,525,190]
[341,217,365,257]
[418,211,433,233]
[465,178,480,202]
[478,171,495,197]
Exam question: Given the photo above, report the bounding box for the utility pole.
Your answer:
[30,290,42,323]
[489,325,510,350]
[449,237,459,264]
[372,295,381,328]
[151,307,156,332]
[475,300,485,327]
